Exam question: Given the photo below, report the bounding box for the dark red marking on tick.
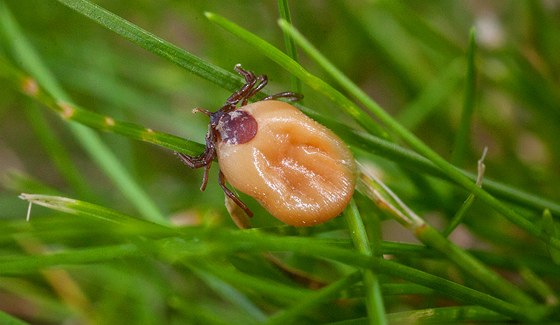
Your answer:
[218,110,258,145]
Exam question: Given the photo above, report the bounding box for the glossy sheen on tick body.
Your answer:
[176,65,356,227]
[217,100,356,226]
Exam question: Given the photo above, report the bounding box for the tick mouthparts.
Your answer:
[192,108,212,116]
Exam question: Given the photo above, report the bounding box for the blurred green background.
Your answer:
[1,1,559,324]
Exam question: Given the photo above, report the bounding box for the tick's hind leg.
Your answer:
[218,170,253,218]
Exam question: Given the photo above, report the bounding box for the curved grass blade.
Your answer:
[0,59,204,156]
[205,12,388,139]
[277,19,560,250]
[53,0,242,94]
[0,3,166,224]
[344,200,387,325]
[277,0,302,94]
[15,193,551,322]
[451,28,478,166]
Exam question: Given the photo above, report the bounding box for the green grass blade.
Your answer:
[396,58,464,130]
[12,193,549,322]
[189,266,267,323]
[344,200,387,325]
[452,28,478,166]
[22,105,94,198]
[277,0,302,94]
[0,242,141,276]
[205,12,387,138]
[0,311,29,325]
[0,59,203,155]
[265,272,362,325]
[53,0,242,93]
[0,3,166,224]
[387,306,508,323]
[277,19,559,250]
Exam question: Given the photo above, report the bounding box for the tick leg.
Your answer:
[176,152,208,169]
[199,160,212,191]
[177,152,214,192]
[225,64,258,108]
[264,91,303,102]
[176,136,216,192]
[241,75,268,106]
[218,170,254,218]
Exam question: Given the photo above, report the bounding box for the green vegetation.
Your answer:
[1,1,559,324]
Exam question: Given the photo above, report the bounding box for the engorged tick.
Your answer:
[177,64,356,227]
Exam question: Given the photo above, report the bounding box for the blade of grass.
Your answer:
[520,267,559,305]
[337,2,433,91]
[277,0,302,94]
[52,0,241,94]
[0,243,141,276]
[22,104,94,198]
[191,260,309,304]
[14,236,93,320]
[0,3,166,224]
[277,19,560,250]
[396,58,464,130]
[14,193,550,322]
[0,311,29,325]
[0,60,203,155]
[357,168,536,305]
[344,199,387,325]
[451,28,478,166]
[205,12,388,139]
[387,306,508,324]
[189,266,267,323]
[265,272,362,325]
[443,147,487,236]
[540,210,560,264]
[375,1,464,58]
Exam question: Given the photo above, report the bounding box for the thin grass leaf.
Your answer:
[386,306,508,324]
[277,19,560,250]
[375,1,464,58]
[451,28,478,166]
[22,105,94,198]
[519,267,559,305]
[189,266,267,324]
[192,260,309,304]
[540,209,560,264]
[443,147,488,237]
[265,272,362,325]
[0,243,141,276]
[205,12,387,138]
[344,200,387,325]
[0,58,203,155]
[12,194,549,322]
[357,167,536,305]
[396,58,464,130]
[0,3,166,224]
[336,2,434,92]
[53,0,242,94]
[277,0,302,95]
[0,311,29,325]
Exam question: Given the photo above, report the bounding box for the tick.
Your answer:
[177,64,356,227]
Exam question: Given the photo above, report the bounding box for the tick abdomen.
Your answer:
[217,100,356,226]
